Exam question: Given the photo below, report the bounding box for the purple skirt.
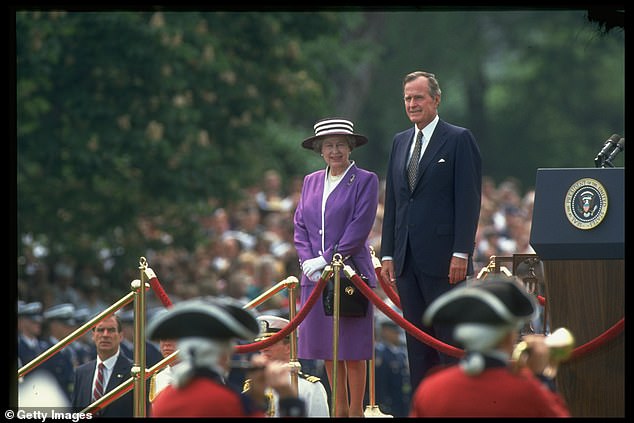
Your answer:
[297,278,374,360]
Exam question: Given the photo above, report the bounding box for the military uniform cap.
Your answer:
[43,303,77,325]
[18,301,43,321]
[117,309,135,324]
[423,275,536,327]
[146,296,259,342]
[255,315,290,341]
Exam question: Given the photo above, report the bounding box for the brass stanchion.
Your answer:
[363,247,392,417]
[243,277,294,310]
[287,276,300,395]
[330,254,344,417]
[132,257,149,417]
[363,331,392,417]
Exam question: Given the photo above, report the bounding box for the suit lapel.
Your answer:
[107,356,129,391]
[398,128,416,186]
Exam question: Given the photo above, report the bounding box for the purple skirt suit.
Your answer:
[294,162,379,360]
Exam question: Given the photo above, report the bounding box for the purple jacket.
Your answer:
[294,162,379,287]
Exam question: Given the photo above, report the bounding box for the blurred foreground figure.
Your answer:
[147,297,305,417]
[19,370,70,409]
[409,276,571,417]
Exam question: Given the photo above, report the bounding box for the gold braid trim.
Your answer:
[148,373,157,403]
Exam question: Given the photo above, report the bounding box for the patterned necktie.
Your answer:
[407,130,423,191]
[93,362,105,402]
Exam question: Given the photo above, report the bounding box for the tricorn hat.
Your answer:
[146,297,259,342]
[423,276,536,327]
[254,315,290,342]
[301,117,368,150]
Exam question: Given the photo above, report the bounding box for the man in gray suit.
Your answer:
[380,71,482,393]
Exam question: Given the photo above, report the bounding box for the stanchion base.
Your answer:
[364,405,393,418]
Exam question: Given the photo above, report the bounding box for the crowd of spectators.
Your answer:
[17,170,537,345]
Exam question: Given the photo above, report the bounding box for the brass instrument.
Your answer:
[512,327,574,379]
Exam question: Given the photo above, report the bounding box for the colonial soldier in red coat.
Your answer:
[147,297,305,417]
[409,276,571,417]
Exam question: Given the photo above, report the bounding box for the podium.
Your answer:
[530,167,624,417]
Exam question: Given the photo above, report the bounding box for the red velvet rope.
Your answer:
[148,266,624,363]
[375,266,402,310]
[569,318,624,360]
[350,273,463,358]
[365,267,624,363]
[145,267,173,308]
[235,272,331,354]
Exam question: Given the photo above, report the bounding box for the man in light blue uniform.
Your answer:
[253,315,330,417]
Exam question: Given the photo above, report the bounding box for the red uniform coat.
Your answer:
[409,366,571,417]
[151,377,263,417]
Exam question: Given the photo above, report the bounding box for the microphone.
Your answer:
[594,133,621,168]
[604,137,625,166]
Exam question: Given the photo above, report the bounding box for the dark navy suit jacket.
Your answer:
[71,353,135,417]
[381,119,481,278]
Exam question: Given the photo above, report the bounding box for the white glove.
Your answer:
[302,256,327,280]
[307,270,322,282]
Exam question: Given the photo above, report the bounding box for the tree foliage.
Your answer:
[16,11,372,276]
[16,10,624,282]
[353,10,624,192]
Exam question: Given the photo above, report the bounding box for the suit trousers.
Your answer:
[396,244,459,392]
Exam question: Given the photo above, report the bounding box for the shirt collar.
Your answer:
[414,114,439,142]
[98,349,121,369]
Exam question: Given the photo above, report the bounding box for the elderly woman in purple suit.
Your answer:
[293,117,379,417]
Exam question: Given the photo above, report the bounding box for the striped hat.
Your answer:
[301,117,368,150]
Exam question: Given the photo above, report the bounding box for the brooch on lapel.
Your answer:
[116,373,124,379]
[348,174,356,185]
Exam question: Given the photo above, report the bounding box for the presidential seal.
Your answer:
[564,178,608,230]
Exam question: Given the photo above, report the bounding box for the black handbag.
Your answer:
[322,258,369,317]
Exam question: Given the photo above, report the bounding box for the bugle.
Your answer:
[512,327,574,378]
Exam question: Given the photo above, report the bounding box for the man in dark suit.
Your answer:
[380,70,482,393]
[71,313,136,417]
